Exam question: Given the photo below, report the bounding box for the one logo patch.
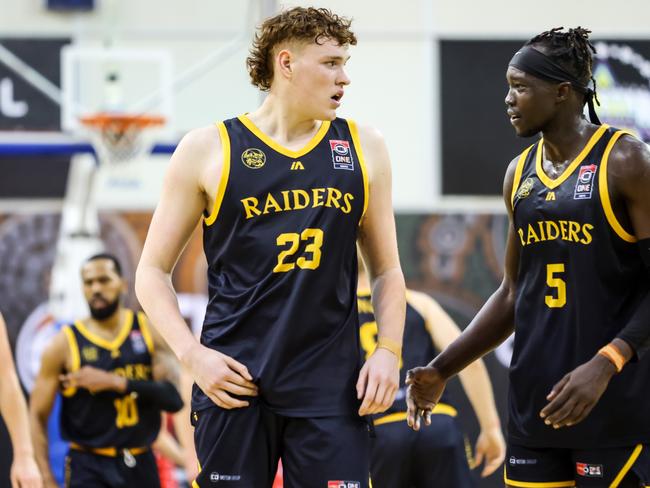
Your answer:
[576,462,603,477]
[328,482,360,488]
[574,164,597,200]
[329,140,354,170]
[210,472,241,482]
[81,346,98,362]
[516,177,535,199]
[241,148,266,169]
[130,330,147,354]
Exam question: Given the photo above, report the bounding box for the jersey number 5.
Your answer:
[545,263,566,308]
[273,228,323,273]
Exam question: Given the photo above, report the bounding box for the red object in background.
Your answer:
[273,460,283,488]
[156,449,178,488]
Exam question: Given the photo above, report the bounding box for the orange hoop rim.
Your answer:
[79,112,166,131]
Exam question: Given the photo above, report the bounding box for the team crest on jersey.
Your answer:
[81,345,98,362]
[576,462,603,478]
[329,140,354,170]
[574,164,597,200]
[516,177,535,199]
[129,330,147,354]
[241,148,266,169]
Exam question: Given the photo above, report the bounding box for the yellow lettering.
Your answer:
[545,220,560,241]
[526,224,540,245]
[568,221,581,243]
[517,228,526,246]
[312,188,325,208]
[114,367,125,378]
[241,197,261,219]
[292,189,310,210]
[263,193,283,214]
[280,190,291,211]
[537,221,547,241]
[559,220,569,240]
[341,193,354,214]
[325,187,342,208]
[580,223,594,244]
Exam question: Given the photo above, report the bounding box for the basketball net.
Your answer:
[80,112,165,166]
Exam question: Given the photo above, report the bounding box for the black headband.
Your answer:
[509,45,601,125]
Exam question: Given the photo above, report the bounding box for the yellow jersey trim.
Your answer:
[192,481,200,488]
[357,287,371,297]
[598,130,637,243]
[237,114,331,159]
[137,311,155,355]
[204,122,231,227]
[504,468,575,487]
[610,444,643,488]
[373,404,457,426]
[74,310,134,352]
[61,325,80,397]
[535,124,609,190]
[346,119,370,224]
[510,144,534,208]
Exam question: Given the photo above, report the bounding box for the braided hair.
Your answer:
[526,27,599,105]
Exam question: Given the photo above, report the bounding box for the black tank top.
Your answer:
[194,115,368,416]
[357,290,456,423]
[509,124,650,448]
[60,310,161,448]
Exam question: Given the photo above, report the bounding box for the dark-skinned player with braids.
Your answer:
[407,27,650,487]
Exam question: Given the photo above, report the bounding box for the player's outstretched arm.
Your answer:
[409,292,505,477]
[0,314,42,488]
[356,124,406,417]
[540,135,650,429]
[29,331,69,488]
[406,156,521,430]
[135,127,257,410]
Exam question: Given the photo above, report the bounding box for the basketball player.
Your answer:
[407,28,650,487]
[0,312,42,488]
[357,260,505,487]
[30,254,183,488]
[135,6,405,488]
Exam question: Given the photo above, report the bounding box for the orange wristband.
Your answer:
[598,344,626,373]
[377,337,402,359]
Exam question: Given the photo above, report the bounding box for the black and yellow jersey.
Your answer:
[60,309,161,448]
[357,290,457,425]
[195,115,368,416]
[509,124,650,448]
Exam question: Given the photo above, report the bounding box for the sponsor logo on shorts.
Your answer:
[576,463,603,477]
[329,140,354,170]
[328,481,360,488]
[574,164,597,200]
[509,456,538,465]
[210,472,242,482]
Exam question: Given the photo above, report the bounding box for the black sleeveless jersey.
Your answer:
[509,124,650,448]
[195,115,368,416]
[357,290,456,421]
[60,310,161,448]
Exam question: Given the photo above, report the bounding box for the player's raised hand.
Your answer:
[184,344,258,409]
[356,348,399,416]
[539,353,616,429]
[405,365,446,431]
[472,425,505,477]
[10,454,42,488]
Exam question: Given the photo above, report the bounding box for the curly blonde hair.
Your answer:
[246,7,357,91]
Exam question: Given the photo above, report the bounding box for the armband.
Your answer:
[377,337,402,359]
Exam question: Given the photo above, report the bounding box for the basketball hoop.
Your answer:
[80,112,165,165]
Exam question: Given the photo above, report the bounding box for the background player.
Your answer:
[30,253,183,488]
[407,27,650,487]
[0,312,42,488]
[135,6,405,488]
[357,257,505,487]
